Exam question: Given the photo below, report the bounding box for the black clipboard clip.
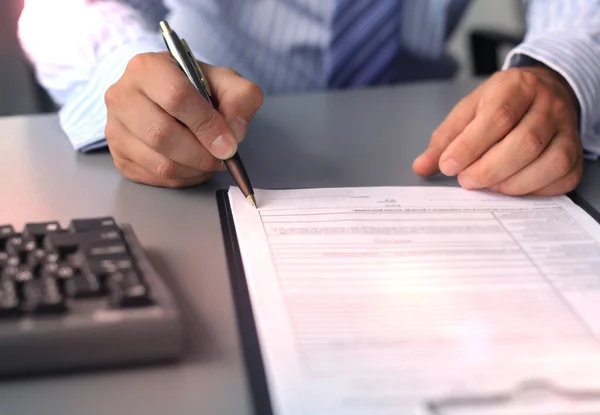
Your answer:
[426,379,600,415]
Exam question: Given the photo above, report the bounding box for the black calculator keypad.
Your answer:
[0,217,154,318]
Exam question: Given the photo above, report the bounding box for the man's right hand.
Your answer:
[104,52,263,187]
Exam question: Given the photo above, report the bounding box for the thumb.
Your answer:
[200,63,264,144]
[413,88,479,176]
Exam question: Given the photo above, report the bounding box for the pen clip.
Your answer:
[181,39,213,98]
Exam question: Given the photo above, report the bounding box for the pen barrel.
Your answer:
[161,31,210,103]
[225,153,254,198]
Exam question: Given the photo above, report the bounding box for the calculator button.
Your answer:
[84,256,133,279]
[0,280,20,318]
[23,278,67,314]
[69,217,117,233]
[26,248,47,272]
[66,273,103,298]
[108,270,153,308]
[45,229,123,259]
[0,252,8,269]
[23,221,62,244]
[0,225,15,250]
[6,236,37,262]
[6,255,20,268]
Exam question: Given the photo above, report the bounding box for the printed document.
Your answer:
[228,186,600,414]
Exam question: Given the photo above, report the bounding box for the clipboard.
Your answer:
[216,188,600,415]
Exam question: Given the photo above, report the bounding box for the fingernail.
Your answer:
[458,174,475,189]
[227,116,248,143]
[211,134,237,159]
[440,158,460,176]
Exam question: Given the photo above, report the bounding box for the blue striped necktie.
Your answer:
[326,0,403,88]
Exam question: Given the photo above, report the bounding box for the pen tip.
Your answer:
[247,194,257,208]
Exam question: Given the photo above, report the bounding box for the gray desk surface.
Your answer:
[0,79,598,415]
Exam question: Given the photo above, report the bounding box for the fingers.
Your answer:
[200,63,264,143]
[123,53,241,160]
[491,131,581,196]
[107,121,215,188]
[105,52,264,188]
[456,87,556,190]
[530,157,583,196]
[438,70,538,176]
[412,89,479,176]
[107,91,222,172]
[115,155,213,188]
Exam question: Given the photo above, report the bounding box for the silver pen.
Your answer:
[159,20,256,207]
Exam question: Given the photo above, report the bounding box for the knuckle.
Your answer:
[457,138,477,159]
[104,123,115,141]
[104,121,122,145]
[146,119,173,150]
[154,158,179,181]
[500,182,526,196]
[565,171,582,192]
[491,104,514,130]
[112,156,128,172]
[520,130,545,155]
[196,153,218,172]
[430,128,445,144]
[475,163,494,184]
[190,109,218,137]
[553,98,570,120]
[519,70,539,89]
[243,81,264,109]
[163,179,189,189]
[127,53,151,73]
[104,85,119,107]
[551,147,576,175]
[162,79,191,113]
[430,127,452,147]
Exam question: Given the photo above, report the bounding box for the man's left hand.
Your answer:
[413,66,583,196]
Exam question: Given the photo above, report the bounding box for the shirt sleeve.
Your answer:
[502,0,600,159]
[18,1,169,151]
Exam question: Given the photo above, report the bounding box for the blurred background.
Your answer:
[0,0,525,117]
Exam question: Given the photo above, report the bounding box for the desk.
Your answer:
[0,79,598,415]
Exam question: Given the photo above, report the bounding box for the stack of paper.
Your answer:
[228,186,600,415]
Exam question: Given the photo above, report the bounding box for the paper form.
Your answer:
[228,186,600,415]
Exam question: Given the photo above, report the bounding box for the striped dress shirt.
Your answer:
[17,0,600,157]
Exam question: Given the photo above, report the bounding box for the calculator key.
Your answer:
[57,264,75,281]
[14,266,34,285]
[0,280,20,318]
[6,255,20,268]
[69,217,117,233]
[0,225,15,250]
[0,252,8,269]
[108,270,153,308]
[41,262,59,279]
[26,248,47,272]
[84,256,134,278]
[45,229,122,259]
[23,278,67,314]
[23,221,62,244]
[6,236,36,262]
[66,273,102,298]
[1,266,18,283]
[44,233,83,259]
[80,242,130,273]
[44,252,60,264]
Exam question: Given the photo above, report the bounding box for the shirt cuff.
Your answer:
[58,37,165,152]
[503,34,600,158]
